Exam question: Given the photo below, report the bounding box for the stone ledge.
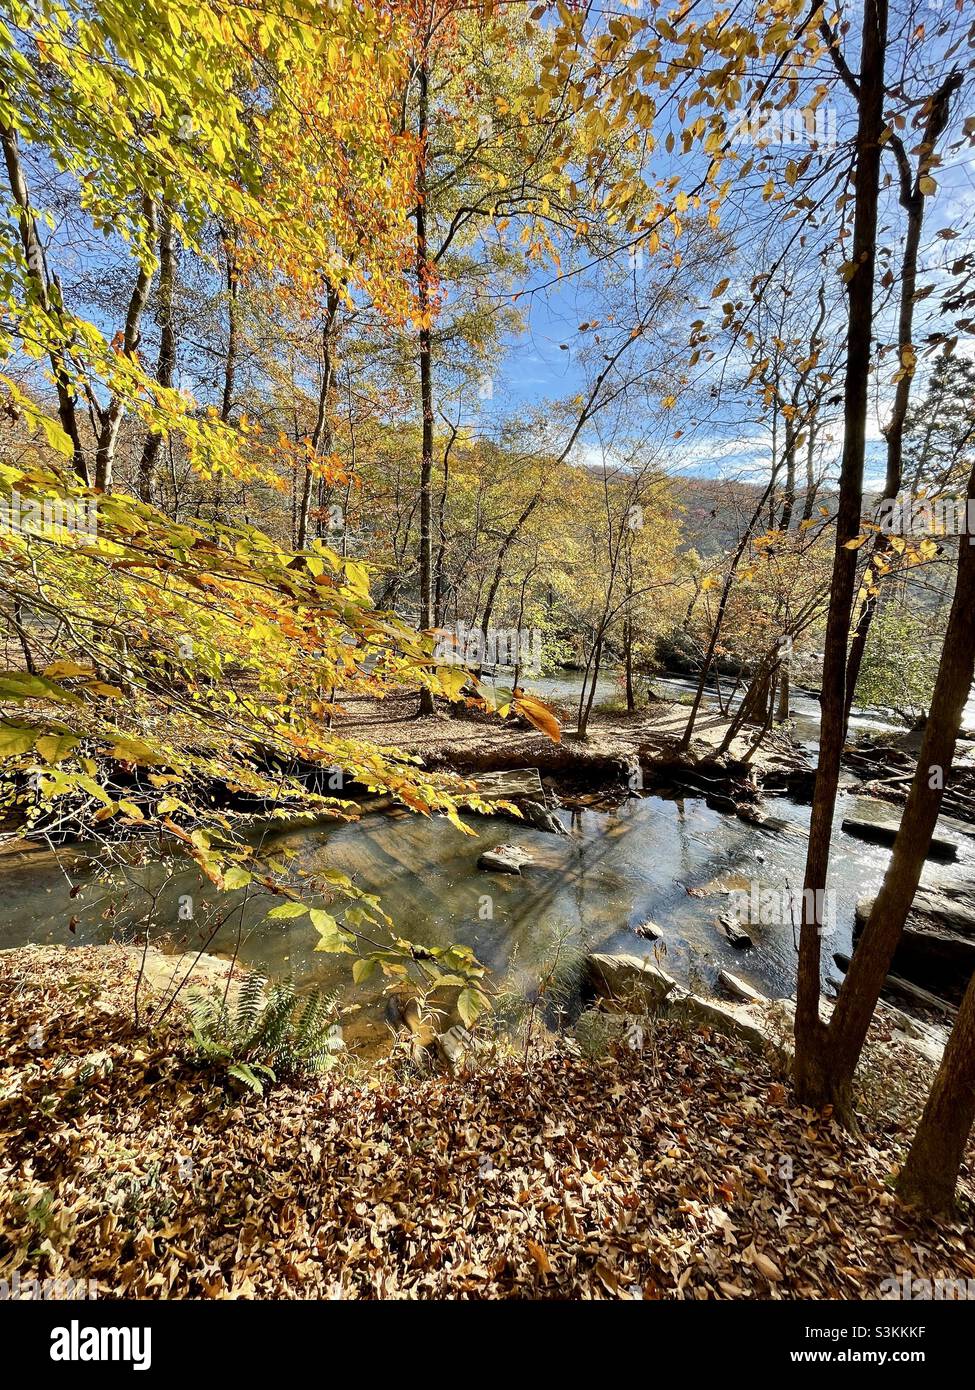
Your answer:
[583,949,946,1073]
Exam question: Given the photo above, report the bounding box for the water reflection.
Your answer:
[4,665,972,1046]
[7,784,967,1033]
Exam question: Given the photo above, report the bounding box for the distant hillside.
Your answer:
[673,477,834,556]
[673,477,769,556]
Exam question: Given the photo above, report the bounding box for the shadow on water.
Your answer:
[4,782,971,1043]
[4,667,973,1044]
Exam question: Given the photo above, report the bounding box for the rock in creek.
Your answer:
[834,949,957,1019]
[436,1024,475,1070]
[842,815,958,862]
[585,952,677,1007]
[585,953,792,1066]
[632,919,663,941]
[854,887,975,1001]
[718,913,754,949]
[477,843,534,874]
[516,799,567,835]
[718,969,765,1004]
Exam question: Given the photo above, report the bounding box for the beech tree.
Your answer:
[899,957,975,1215]
[802,457,975,1129]
[840,60,962,726]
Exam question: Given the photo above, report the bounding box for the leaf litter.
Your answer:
[1,945,973,1300]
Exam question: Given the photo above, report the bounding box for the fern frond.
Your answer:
[184,971,339,1094]
[233,971,268,1041]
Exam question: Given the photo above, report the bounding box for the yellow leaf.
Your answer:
[35,734,79,764]
[0,721,37,757]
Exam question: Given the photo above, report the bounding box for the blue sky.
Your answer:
[464,2,975,490]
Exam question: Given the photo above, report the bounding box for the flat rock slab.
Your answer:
[842,815,958,861]
[855,891,975,997]
[910,882,975,933]
[835,949,958,1018]
[469,768,545,799]
[855,882,975,937]
[585,952,676,1006]
[586,952,792,1066]
[477,843,534,874]
[668,991,791,1063]
[718,969,766,1004]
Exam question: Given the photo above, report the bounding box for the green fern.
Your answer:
[185,974,342,1094]
[235,970,267,1038]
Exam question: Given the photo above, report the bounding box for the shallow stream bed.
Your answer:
[3,781,971,1049]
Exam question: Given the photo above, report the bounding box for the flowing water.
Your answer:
[524,668,922,753]
[3,669,973,1048]
[3,782,973,1048]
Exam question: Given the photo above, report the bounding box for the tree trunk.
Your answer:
[794,0,888,1106]
[776,660,790,720]
[209,226,241,514]
[297,286,340,550]
[679,476,775,749]
[809,456,975,1116]
[137,205,175,504]
[220,227,239,425]
[95,197,156,491]
[0,121,88,482]
[780,422,796,531]
[433,421,457,626]
[415,58,435,714]
[897,967,975,1215]
[578,627,606,739]
[716,645,782,756]
[479,490,544,643]
[800,418,820,523]
[841,70,961,726]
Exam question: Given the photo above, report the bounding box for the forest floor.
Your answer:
[336,690,809,791]
[2,944,973,1301]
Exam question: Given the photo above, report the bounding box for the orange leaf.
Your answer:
[512,694,561,743]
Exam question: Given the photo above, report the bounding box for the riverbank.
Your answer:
[2,944,973,1300]
[335,689,811,800]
